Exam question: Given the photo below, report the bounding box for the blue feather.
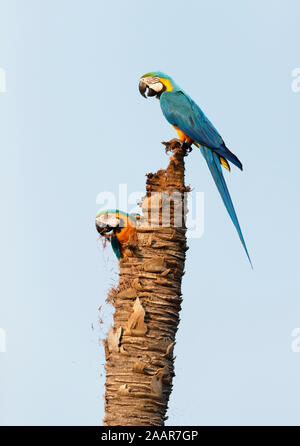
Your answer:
[160,91,243,170]
[200,146,252,267]
[111,235,122,260]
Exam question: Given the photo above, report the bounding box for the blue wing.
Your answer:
[160,91,242,170]
[160,90,251,266]
[200,146,252,267]
[111,235,122,260]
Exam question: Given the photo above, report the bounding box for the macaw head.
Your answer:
[95,210,126,236]
[139,72,179,99]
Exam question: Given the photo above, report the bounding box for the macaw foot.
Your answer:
[182,141,193,154]
[162,139,193,156]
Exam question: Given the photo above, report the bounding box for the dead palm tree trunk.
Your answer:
[102,141,189,426]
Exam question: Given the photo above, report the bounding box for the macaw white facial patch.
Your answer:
[142,76,164,92]
[97,214,120,228]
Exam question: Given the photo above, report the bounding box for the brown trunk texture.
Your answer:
[103,143,189,426]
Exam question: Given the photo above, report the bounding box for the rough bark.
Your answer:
[103,142,189,426]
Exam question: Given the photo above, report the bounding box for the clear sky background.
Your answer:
[0,0,300,426]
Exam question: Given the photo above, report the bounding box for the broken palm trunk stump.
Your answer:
[103,141,190,426]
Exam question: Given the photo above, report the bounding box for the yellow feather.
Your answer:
[159,78,173,91]
[219,156,231,171]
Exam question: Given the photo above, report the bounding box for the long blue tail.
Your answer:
[200,146,253,268]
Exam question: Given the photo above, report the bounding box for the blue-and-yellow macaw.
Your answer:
[139,72,252,267]
[96,209,138,260]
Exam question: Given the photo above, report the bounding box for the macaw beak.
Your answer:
[139,80,148,98]
[95,218,113,236]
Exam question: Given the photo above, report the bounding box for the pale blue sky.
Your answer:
[0,0,300,426]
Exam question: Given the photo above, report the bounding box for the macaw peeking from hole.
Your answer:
[96,210,138,260]
[139,72,252,267]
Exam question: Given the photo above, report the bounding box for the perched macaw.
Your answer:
[95,209,138,260]
[139,72,252,267]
